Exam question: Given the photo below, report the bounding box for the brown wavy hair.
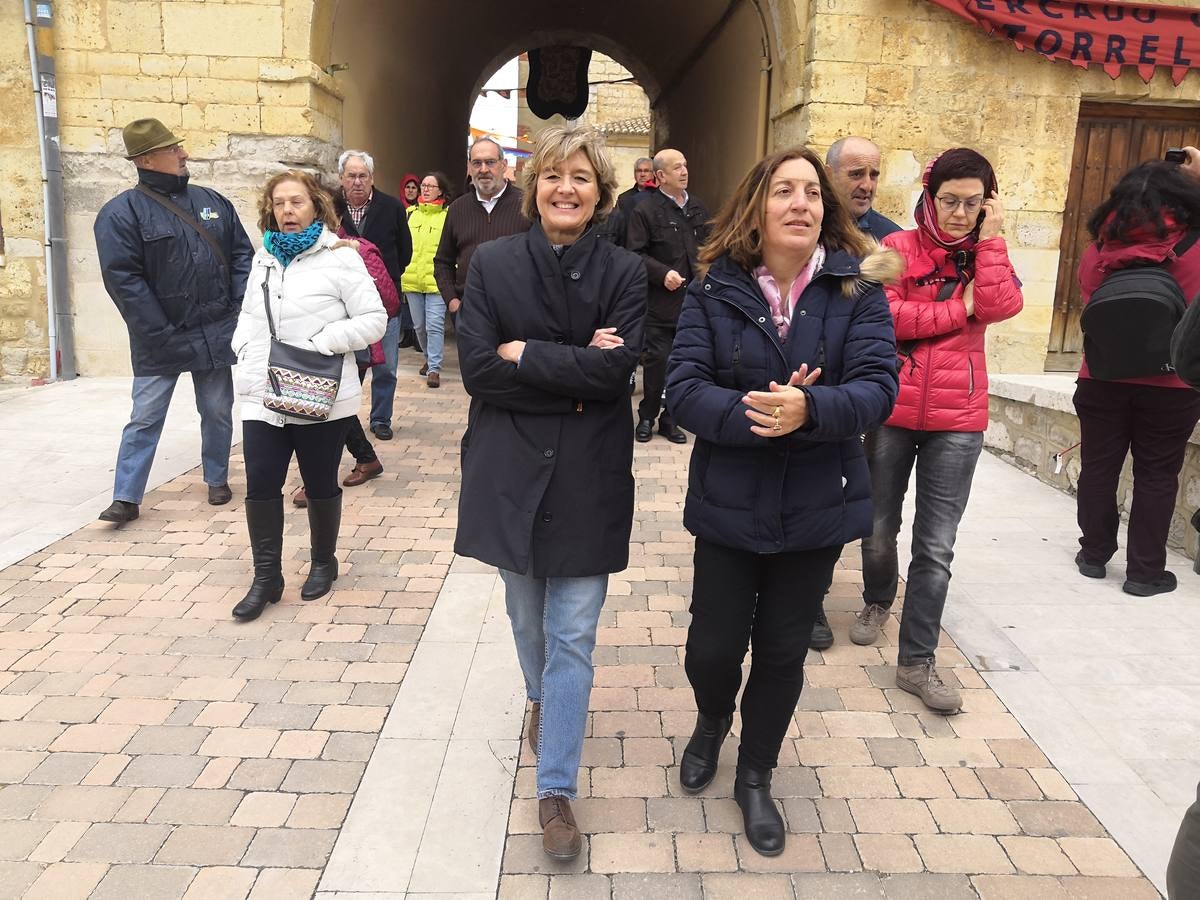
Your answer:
[699,146,872,273]
[256,169,340,234]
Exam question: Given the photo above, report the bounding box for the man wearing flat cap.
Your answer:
[93,118,254,523]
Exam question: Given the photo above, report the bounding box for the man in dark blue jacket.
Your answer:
[94,119,253,523]
[825,137,902,243]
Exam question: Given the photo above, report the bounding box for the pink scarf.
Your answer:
[754,245,825,341]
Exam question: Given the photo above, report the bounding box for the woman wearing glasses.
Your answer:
[851,148,1023,714]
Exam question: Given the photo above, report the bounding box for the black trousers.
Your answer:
[685,537,843,771]
[243,418,353,502]
[1168,782,1200,900]
[342,368,377,465]
[1074,379,1200,582]
[638,322,676,425]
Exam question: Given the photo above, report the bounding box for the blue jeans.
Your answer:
[860,426,983,666]
[113,368,233,504]
[499,568,608,799]
[406,291,446,373]
[369,316,400,428]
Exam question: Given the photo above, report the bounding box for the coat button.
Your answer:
[543,448,555,458]
[704,283,711,291]
[798,309,807,316]
[568,270,581,280]
[758,317,766,323]
[542,512,553,524]
[554,337,565,344]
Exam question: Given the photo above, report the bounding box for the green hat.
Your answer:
[122,118,182,159]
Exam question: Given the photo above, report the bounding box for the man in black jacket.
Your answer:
[616,157,656,216]
[333,150,413,441]
[93,118,254,523]
[627,148,710,444]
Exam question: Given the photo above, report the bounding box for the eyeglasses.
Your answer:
[344,173,371,182]
[935,195,983,214]
[470,158,502,169]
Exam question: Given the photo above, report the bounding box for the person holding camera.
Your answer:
[851,148,1023,714]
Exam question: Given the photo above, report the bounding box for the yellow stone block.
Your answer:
[56,73,103,100]
[100,73,174,103]
[175,131,229,159]
[107,2,163,54]
[866,65,914,107]
[807,61,868,106]
[806,103,875,145]
[184,78,261,105]
[809,14,882,64]
[210,57,261,81]
[203,104,261,133]
[110,99,181,129]
[259,82,310,107]
[163,3,283,58]
[181,103,206,131]
[259,59,315,83]
[139,55,187,78]
[282,0,313,59]
[59,125,111,153]
[54,1,105,51]
[261,105,313,137]
[83,52,142,77]
[57,96,115,128]
[979,97,1037,146]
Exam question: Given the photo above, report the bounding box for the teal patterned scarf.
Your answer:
[264,221,323,267]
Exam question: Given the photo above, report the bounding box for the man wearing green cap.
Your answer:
[94,118,254,523]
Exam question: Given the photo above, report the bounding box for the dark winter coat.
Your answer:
[94,170,254,376]
[334,189,413,287]
[454,223,647,577]
[858,208,903,243]
[627,190,711,326]
[666,249,900,555]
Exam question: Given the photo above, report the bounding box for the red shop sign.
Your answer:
[926,0,1200,84]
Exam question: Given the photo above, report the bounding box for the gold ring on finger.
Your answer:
[773,406,782,417]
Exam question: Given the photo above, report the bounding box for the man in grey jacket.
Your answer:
[93,118,253,523]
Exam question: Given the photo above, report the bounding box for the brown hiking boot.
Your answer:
[526,701,539,757]
[850,603,890,645]
[539,795,582,859]
[896,660,962,714]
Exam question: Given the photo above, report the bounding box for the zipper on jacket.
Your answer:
[732,341,741,368]
[915,344,929,430]
[968,357,975,397]
[705,274,790,373]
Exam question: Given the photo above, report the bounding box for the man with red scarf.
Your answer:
[850,148,1023,714]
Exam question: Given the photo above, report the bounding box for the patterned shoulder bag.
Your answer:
[260,276,343,421]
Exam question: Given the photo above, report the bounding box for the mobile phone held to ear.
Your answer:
[1166,148,1188,164]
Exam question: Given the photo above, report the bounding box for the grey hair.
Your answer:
[826,136,878,169]
[635,157,652,167]
[469,136,503,158]
[338,150,375,175]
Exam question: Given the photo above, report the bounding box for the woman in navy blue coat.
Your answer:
[665,147,900,856]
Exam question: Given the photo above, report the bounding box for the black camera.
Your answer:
[1165,148,1188,164]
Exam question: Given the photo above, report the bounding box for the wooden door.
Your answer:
[1046,102,1200,371]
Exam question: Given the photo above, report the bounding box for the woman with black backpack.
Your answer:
[1074,159,1200,597]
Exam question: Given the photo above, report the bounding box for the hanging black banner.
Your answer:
[526,47,593,119]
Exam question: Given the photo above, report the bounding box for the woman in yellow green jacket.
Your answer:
[402,172,452,387]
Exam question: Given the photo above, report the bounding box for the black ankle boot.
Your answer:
[301,492,342,601]
[232,498,285,621]
[679,712,732,793]
[735,764,785,856]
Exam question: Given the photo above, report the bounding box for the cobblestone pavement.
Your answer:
[0,345,1163,899]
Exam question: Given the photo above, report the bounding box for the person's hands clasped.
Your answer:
[589,327,624,350]
[448,297,462,314]
[497,340,525,364]
[743,364,822,437]
[664,270,686,291]
[978,192,1004,240]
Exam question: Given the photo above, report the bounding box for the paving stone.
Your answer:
[230,792,297,828]
[0,861,44,900]
[502,834,589,875]
[499,873,549,899]
[226,759,292,792]
[913,834,1016,875]
[117,754,208,788]
[90,863,196,900]
[286,793,351,829]
[240,828,337,868]
[67,822,172,864]
[33,785,132,822]
[792,872,885,898]
[547,874,612,899]
[24,696,111,724]
[124,726,210,756]
[702,872,795,899]
[153,825,254,866]
[28,820,90,863]
[736,833,824,873]
[977,767,1043,801]
[675,832,737,871]
[1058,876,1162,899]
[22,862,110,900]
[998,836,1076,876]
[321,731,377,762]
[246,867,320,899]
[243,703,320,730]
[971,874,1071,900]
[1056,837,1140,877]
[927,798,1021,834]
[589,831,674,873]
[817,766,900,799]
[647,797,704,832]
[0,821,55,861]
[146,788,243,825]
[180,865,257,900]
[855,834,925,874]
[879,873,979,899]
[866,738,923,768]
[611,873,702,899]
[26,752,104,785]
[1007,801,1107,838]
[279,759,364,794]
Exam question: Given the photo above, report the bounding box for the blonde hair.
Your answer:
[520,123,619,223]
[257,170,340,234]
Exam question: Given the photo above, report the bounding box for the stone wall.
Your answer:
[50,0,343,376]
[791,0,1200,376]
[986,376,1200,560]
[0,4,49,382]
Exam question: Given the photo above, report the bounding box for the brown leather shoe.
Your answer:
[419,361,429,376]
[539,795,582,860]
[342,459,383,487]
[526,702,540,757]
[292,486,308,508]
[427,371,440,388]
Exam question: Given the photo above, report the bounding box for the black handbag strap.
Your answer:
[135,184,230,274]
[261,277,278,340]
[898,278,960,357]
[1173,229,1200,260]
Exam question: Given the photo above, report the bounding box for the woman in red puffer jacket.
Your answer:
[1073,159,1200,598]
[852,148,1023,715]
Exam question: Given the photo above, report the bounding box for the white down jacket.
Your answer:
[232,227,386,426]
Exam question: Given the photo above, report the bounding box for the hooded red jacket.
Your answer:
[1077,227,1200,389]
[881,229,1024,432]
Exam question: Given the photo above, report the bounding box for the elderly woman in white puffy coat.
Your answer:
[230,170,386,622]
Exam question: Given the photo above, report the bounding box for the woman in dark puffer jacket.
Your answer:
[666,146,899,857]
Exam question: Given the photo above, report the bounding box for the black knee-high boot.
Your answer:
[301,492,341,600]
[232,497,285,621]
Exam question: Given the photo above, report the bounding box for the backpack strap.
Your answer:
[135,184,230,274]
[897,278,960,357]
[1173,229,1200,260]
